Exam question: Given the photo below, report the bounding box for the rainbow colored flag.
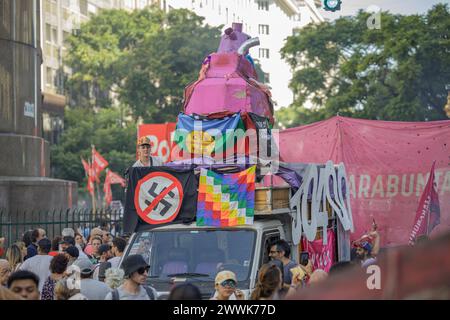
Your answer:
[196,166,256,227]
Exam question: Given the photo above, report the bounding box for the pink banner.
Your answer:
[301,230,335,273]
[280,116,450,247]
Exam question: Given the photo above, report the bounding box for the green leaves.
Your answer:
[277,4,450,128]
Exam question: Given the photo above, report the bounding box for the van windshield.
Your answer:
[127,229,256,283]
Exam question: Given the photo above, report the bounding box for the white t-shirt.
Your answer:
[132,157,163,167]
[76,244,89,260]
[80,278,111,300]
[108,256,121,269]
[19,254,53,292]
[361,257,377,268]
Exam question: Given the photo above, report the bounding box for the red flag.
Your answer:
[87,160,95,196]
[103,170,125,207]
[92,146,109,182]
[103,170,112,207]
[106,170,126,187]
[81,157,90,176]
[409,161,441,245]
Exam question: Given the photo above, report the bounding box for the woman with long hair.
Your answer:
[250,263,283,300]
[75,232,86,251]
[6,244,24,272]
[14,241,27,262]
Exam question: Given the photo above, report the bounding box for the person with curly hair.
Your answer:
[6,244,24,272]
[41,254,69,300]
[250,263,283,300]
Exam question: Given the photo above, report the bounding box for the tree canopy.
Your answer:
[64,6,221,122]
[277,4,450,128]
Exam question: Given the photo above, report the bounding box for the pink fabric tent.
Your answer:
[279,116,450,246]
[183,53,274,124]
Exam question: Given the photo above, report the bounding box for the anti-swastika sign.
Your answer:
[134,172,184,224]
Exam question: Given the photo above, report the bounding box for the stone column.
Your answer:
[0,0,77,214]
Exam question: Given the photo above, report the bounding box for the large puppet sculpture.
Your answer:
[183,23,274,124]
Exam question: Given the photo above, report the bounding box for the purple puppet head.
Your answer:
[217,22,251,54]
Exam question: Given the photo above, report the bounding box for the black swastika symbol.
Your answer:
[144,182,175,216]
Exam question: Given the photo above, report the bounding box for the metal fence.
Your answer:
[0,208,123,247]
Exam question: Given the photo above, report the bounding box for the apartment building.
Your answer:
[40,0,154,144]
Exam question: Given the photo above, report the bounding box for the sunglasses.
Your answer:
[220,279,236,288]
[137,266,150,275]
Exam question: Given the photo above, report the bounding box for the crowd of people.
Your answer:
[0,224,382,300]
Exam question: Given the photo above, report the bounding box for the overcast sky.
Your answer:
[318,0,449,20]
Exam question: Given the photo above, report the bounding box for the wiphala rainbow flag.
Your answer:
[196,166,256,226]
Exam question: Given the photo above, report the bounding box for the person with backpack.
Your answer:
[72,258,111,300]
[105,254,157,300]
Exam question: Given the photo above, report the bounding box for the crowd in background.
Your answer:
[0,225,382,300]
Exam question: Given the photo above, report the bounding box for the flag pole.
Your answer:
[90,158,96,213]
[426,160,436,236]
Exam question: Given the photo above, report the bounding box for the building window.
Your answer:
[259,48,269,59]
[46,67,53,86]
[257,0,269,11]
[263,72,270,84]
[63,31,70,44]
[45,23,52,43]
[79,0,88,15]
[51,26,58,44]
[258,24,269,35]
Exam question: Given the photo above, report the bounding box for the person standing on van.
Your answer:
[133,137,163,167]
[269,239,298,290]
[104,254,157,300]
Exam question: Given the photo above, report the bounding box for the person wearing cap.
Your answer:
[210,270,244,300]
[354,241,377,268]
[133,136,163,167]
[59,236,75,252]
[61,228,75,238]
[72,258,111,300]
[19,238,53,293]
[63,246,79,265]
[92,244,112,281]
[104,254,157,300]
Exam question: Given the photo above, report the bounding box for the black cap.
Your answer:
[98,244,111,256]
[61,236,75,246]
[121,254,149,277]
[64,245,79,258]
[37,238,51,252]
